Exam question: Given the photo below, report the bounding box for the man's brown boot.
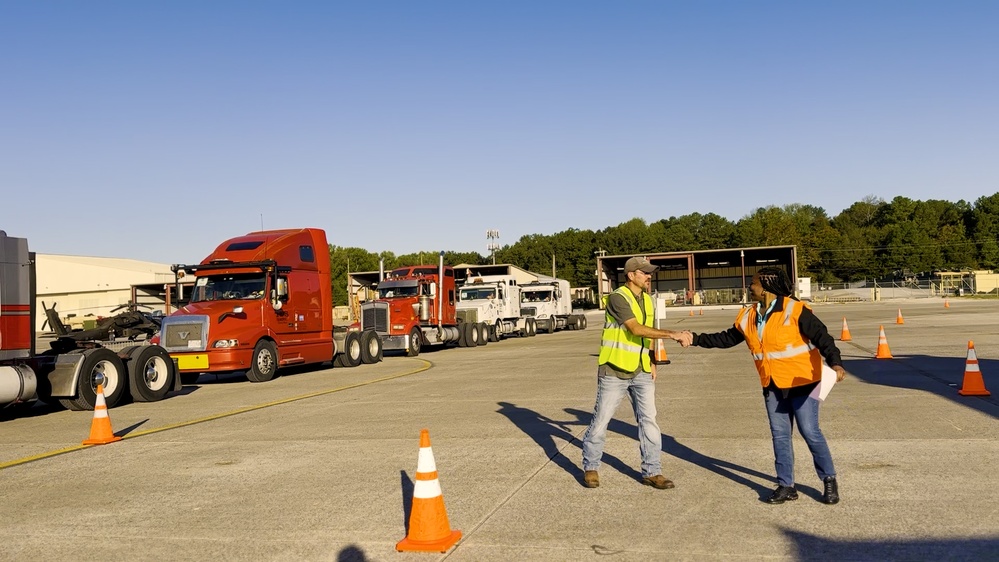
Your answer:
[641,474,675,490]
[583,470,600,488]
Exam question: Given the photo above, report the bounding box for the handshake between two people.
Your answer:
[664,330,693,348]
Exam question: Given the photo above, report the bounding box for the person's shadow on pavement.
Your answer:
[496,401,642,486]
[563,407,774,495]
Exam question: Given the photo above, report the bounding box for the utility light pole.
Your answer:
[486,229,500,265]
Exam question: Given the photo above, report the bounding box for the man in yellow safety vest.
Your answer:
[581,256,692,489]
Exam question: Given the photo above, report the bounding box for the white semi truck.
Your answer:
[456,275,537,341]
[520,279,587,333]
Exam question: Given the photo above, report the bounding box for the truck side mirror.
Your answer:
[271,278,288,310]
[429,283,437,296]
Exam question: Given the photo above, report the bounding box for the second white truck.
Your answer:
[520,279,587,333]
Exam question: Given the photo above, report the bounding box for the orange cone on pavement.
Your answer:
[689,309,694,317]
[840,317,852,342]
[653,338,671,365]
[875,326,893,359]
[958,341,991,396]
[397,429,462,553]
[699,308,704,316]
[896,308,905,325]
[82,384,122,445]
[944,298,950,309]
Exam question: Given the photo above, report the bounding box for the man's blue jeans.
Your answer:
[582,371,663,477]
[763,386,836,487]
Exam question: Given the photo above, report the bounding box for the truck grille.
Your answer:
[456,309,478,323]
[521,307,537,317]
[160,315,209,352]
[361,302,389,333]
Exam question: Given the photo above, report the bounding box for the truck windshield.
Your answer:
[191,274,267,303]
[460,288,496,301]
[521,291,552,303]
[377,280,420,298]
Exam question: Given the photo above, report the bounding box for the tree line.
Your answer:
[329,193,999,305]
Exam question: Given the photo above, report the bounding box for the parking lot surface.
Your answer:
[1,300,997,561]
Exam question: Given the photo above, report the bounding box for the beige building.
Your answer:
[34,254,174,332]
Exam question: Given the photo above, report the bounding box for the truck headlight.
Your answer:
[392,324,405,330]
[213,339,239,348]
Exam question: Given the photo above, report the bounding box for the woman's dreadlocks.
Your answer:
[757,267,796,298]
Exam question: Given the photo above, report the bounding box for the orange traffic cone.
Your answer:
[688,309,694,317]
[653,338,671,365]
[958,341,991,396]
[944,298,950,309]
[397,429,462,553]
[840,317,852,342]
[875,326,893,359]
[699,308,704,316]
[896,309,905,325]
[82,384,122,445]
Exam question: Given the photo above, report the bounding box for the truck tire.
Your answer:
[467,321,479,346]
[476,323,488,346]
[528,318,537,336]
[406,327,422,357]
[58,348,128,411]
[489,321,501,342]
[338,331,363,367]
[547,318,556,334]
[246,340,278,382]
[360,330,383,364]
[579,315,587,330]
[128,345,175,402]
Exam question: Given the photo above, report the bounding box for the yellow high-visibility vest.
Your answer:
[598,286,653,373]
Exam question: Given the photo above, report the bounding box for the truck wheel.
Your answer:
[476,323,488,346]
[457,322,469,347]
[579,315,587,330]
[529,318,537,337]
[467,321,479,346]
[489,321,501,342]
[340,331,363,367]
[246,340,278,382]
[406,328,422,357]
[128,345,175,402]
[58,348,128,411]
[547,318,556,334]
[360,330,383,364]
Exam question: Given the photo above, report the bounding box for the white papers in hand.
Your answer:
[809,365,837,401]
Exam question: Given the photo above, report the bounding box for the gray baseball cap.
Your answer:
[624,256,657,274]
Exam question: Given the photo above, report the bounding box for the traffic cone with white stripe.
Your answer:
[82,384,122,445]
[875,326,893,359]
[958,341,990,396]
[840,317,852,342]
[896,308,905,325]
[653,338,671,365]
[396,429,462,553]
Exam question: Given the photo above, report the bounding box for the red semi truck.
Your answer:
[158,228,381,384]
[359,252,485,356]
[1,230,178,412]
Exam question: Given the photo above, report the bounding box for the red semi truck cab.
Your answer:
[160,228,377,383]
[360,253,479,356]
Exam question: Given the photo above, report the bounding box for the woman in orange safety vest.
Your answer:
[690,267,847,505]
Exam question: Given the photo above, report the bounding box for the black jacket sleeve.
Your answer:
[693,325,745,349]
[798,307,843,367]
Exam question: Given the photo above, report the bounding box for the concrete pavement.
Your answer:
[0,299,996,561]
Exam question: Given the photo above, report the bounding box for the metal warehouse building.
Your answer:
[596,245,799,307]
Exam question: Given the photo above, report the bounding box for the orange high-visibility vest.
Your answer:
[734,296,823,388]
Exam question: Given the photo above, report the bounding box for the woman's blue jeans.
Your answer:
[763,387,836,487]
[582,371,662,477]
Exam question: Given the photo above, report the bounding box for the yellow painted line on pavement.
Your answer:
[0,359,432,471]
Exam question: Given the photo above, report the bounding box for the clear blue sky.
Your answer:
[2,1,996,264]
